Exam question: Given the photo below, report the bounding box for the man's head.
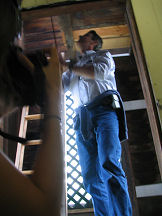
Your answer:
[78,30,103,53]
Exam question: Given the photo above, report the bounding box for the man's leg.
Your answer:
[93,106,132,216]
[75,129,114,216]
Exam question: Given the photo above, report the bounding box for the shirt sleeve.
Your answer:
[62,70,71,92]
[93,51,115,81]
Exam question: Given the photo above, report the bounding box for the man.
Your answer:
[61,30,132,216]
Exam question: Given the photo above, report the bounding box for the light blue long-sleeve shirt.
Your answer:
[62,49,117,108]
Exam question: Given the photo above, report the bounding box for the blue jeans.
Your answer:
[75,105,132,216]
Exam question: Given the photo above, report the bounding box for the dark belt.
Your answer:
[86,93,120,110]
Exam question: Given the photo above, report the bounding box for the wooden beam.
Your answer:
[72,25,130,50]
[110,47,130,55]
[68,208,94,214]
[102,36,130,49]
[21,0,124,21]
[57,15,75,59]
[73,25,130,40]
[73,36,130,50]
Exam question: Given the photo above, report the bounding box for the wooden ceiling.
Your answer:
[22,0,130,55]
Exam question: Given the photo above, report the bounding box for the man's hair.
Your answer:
[88,30,103,51]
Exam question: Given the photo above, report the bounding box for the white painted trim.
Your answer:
[124,99,146,111]
[136,183,162,197]
[112,53,130,57]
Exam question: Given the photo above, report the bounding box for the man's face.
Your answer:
[78,32,96,52]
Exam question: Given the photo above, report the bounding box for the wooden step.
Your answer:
[25,114,44,120]
[26,139,42,145]
[22,170,33,175]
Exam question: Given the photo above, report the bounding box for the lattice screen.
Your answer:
[65,91,93,209]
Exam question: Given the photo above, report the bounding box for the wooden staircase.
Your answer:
[15,106,43,175]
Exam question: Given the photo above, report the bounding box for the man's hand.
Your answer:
[43,47,61,91]
[58,51,69,72]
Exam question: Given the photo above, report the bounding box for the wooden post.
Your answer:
[122,141,140,216]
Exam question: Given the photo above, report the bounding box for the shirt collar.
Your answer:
[84,50,96,55]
